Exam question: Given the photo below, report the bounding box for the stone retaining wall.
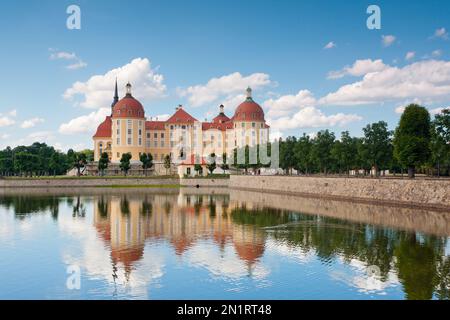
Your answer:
[180,178,229,188]
[229,175,450,209]
[0,178,180,188]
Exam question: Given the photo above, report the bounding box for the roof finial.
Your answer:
[126,82,132,96]
[246,87,252,100]
[219,104,224,114]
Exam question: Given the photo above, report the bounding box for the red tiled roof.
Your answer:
[93,116,112,138]
[112,95,145,119]
[233,98,265,122]
[166,107,198,123]
[180,154,207,165]
[145,121,165,130]
[212,113,230,124]
[202,121,233,131]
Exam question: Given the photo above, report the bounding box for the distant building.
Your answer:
[91,81,270,175]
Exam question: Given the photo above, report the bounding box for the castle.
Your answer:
[92,81,270,175]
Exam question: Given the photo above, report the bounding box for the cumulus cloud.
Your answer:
[405,51,415,61]
[59,107,110,134]
[0,109,17,127]
[267,106,362,130]
[63,58,166,109]
[327,59,388,79]
[381,35,396,47]
[431,27,449,40]
[263,90,316,118]
[324,41,336,49]
[178,72,273,107]
[49,49,87,70]
[320,60,450,106]
[20,117,44,129]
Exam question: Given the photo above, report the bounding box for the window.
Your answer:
[138,138,142,146]
[147,132,150,139]
[128,129,132,135]
[242,123,245,128]
[154,141,158,147]
[170,125,174,130]
[261,123,264,128]
[117,152,120,158]
[161,133,165,139]
[138,129,142,135]
[128,138,132,145]
[154,133,158,139]
[187,168,191,175]
[146,140,151,148]
[161,141,165,148]
[117,138,120,145]
[170,141,174,148]
[252,122,255,128]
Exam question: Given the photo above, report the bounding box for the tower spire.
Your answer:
[111,78,119,114]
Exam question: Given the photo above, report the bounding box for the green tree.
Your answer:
[280,137,297,174]
[294,134,313,174]
[194,163,203,176]
[98,152,110,176]
[310,130,335,174]
[362,121,393,176]
[393,104,431,178]
[140,153,153,176]
[220,153,229,173]
[163,154,171,175]
[432,108,450,176]
[119,153,132,176]
[206,153,217,175]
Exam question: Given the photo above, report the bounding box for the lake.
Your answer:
[0,187,449,300]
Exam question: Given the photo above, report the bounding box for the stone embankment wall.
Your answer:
[229,176,450,209]
[0,178,180,188]
[180,178,229,188]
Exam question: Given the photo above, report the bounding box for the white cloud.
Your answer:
[59,107,110,134]
[49,49,87,70]
[405,51,415,61]
[267,106,362,130]
[63,58,166,109]
[0,109,17,127]
[327,59,388,79]
[20,117,45,129]
[431,27,449,40]
[0,133,10,139]
[381,35,396,47]
[66,60,88,70]
[263,90,316,118]
[324,41,336,49]
[179,72,273,107]
[432,49,443,57]
[0,116,15,127]
[320,60,450,106]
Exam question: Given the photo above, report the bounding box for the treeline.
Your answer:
[277,105,450,178]
[0,142,94,176]
[233,104,450,178]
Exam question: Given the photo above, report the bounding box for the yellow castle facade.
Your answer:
[92,81,270,173]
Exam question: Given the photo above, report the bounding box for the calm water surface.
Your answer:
[0,188,449,300]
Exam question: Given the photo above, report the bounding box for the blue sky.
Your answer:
[0,0,449,151]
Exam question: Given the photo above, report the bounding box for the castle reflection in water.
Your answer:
[93,191,266,276]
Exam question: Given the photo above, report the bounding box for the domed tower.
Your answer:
[232,87,269,148]
[111,82,146,162]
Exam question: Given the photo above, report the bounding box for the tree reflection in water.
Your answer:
[0,191,448,299]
